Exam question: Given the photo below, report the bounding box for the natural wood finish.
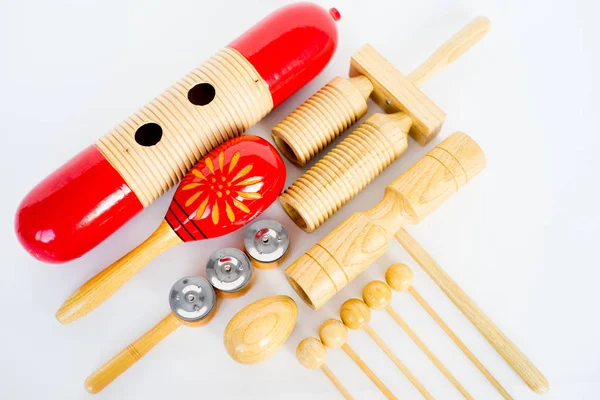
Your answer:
[362,280,393,310]
[224,295,297,364]
[56,220,182,324]
[341,344,397,400]
[340,299,433,399]
[272,76,373,166]
[85,313,181,394]
[97,47,273,206]
[285,132,486,310]
[385,305,474,399]
[395,228,549,394]
[279,112,410,233]
[319,319,348,349]
[385,263,414,292]
[407,17,491,87]
[297,337,354,400]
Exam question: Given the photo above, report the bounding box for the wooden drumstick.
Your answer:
[85,276,217,394]
[297,337,354,400]
[337,300,433,399]
[358,288,474,399]
[394,229,549,394]
[384,264,513,399]
[319,319,397,400]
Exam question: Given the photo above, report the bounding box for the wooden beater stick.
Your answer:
[319,319,397,400]
[385,264,513,399]
[297,338,354,400]
[336,302,433,399]
[360,285,473,399]
[394,228,549,394]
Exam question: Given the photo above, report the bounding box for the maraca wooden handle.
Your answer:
[286,132,486,309]
[56,220,181,324]
[85,313,181,394]
[408,17,491,87]
[395,228,549,393]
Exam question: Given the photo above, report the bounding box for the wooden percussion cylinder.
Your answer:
[285,132,486,309]
[272,76,373,166]
[15,3,339,263]
[279,112,410,232]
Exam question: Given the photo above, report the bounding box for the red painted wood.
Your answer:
[166,136,285,242]
[230,3,340,108]
[15,146,143,263]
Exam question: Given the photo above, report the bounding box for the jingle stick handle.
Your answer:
[408,17,491,87]
[85,313,181,394]
[395,228,549,393]
[56,220,181,324]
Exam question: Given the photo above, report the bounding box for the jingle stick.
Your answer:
[385,264,513,400]
[57,136,284,324]
[394,229,549,394]
[297,338,354,400]
[85,277,217,394]
[338,301,433,400]
[319,319,397,400]
[360,285,473,400]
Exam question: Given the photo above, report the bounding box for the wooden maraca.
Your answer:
[57,135,285,324]
[360,284,473,399]
[85,276,218,394]
[384,264,513,399]
[319,319,397,400]
[297,338,354,400]
[339,299,433,399]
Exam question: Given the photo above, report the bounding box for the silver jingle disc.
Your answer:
[244,220,289,263]
[206,248,253,293]
[169,276,216,323]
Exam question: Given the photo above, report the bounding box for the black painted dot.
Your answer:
[188,82,215,106]
[135,123,162,147]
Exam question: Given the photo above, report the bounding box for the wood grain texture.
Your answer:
[96,47,273,206]
[272,76,372,166]
[56,220,181,324]
[341,343,397,400]
[85,313,181,394]
[285,132,485,310]
[408,287,513,400]
[279,112,410,232]
[395,228,549,394]
[385,305,474,399]
[224,295,297,364]
[321,365,355,400]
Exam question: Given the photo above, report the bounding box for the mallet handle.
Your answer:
[56,220,181,324]
[84,312,181,394]
[408,17,491,87]
[395,228,549,394]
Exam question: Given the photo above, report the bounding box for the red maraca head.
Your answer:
[166,136,285,242]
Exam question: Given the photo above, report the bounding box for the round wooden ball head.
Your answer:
[297,338,327,369]
[319,319,348,348]
[362,280,393,309]
[385,263,414,292]
[340,299,371,330]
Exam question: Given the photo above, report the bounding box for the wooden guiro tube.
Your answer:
[285,132,486,310]
[15,3,340,263]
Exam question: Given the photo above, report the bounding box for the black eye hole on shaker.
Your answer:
[188,82,216,106]
[135,123,163,147]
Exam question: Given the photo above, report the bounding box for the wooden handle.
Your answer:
[285,132,485,309]
[56,220,181,324]
[321,365,355,400]
[85,313,181,394]
[395,228,549,393]
[385,305,474,399]
[408,17,491,87]
[341,344,397,400]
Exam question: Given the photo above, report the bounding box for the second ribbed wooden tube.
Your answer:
[272,76,373,166]
[279,112,411,232]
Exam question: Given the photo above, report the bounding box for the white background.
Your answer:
[1,0,598,399]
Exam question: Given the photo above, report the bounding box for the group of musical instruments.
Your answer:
[14,2,547,397]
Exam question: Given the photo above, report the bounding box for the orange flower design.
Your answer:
[181,151,263,224]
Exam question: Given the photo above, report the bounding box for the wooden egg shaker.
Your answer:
[277,17,490,232]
